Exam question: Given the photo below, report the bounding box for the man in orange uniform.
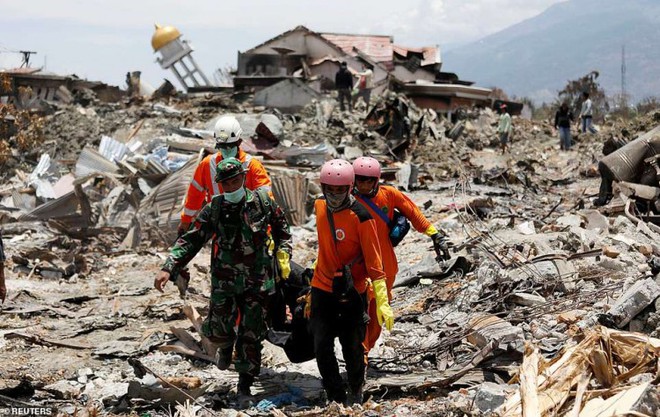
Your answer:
[178,115,272,234]
[352,157,450,353]
[310,159,392,405]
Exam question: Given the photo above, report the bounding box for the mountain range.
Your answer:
[443,0,660,104]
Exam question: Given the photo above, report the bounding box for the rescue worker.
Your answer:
[178,115,272,235]
[310,159,391,405]
[352,157,450,354]
[154,158,292,406]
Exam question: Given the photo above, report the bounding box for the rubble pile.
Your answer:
[2,90,660,416]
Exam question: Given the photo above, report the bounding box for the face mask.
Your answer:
[219,147,238,159]
[224,187,246,204]
[325,191,349,209]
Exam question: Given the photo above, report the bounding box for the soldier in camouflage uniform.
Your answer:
[154,158,292,400]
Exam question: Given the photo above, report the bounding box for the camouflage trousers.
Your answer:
[202,288,269,377]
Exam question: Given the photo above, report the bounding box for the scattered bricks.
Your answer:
[607,278,660,328]
[603,246,621,258]
[638,244,654,257]
[557,310,586,324]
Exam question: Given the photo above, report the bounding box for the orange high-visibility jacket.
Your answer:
[312,198,386,294]
[180,149,272,223]
[355,185,431,289]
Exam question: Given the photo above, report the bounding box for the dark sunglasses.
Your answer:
[355,175,377,182]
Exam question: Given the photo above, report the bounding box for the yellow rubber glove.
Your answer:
[276,250,291,280]
[372,279,394,331]
[424,225,439,237]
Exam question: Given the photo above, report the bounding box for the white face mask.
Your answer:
[219,147,238,159]
[224,187,246,204]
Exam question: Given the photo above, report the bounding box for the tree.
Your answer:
[557,71,608,118]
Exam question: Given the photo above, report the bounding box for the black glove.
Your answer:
[431,233,451,261]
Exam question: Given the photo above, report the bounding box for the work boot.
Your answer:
[236,373,255,408]
[215,346,233,371]
[346,387,364,405]
[593,195,612,207]
[327,388,347,405]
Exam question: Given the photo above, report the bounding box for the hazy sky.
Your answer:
[0,0,566,89]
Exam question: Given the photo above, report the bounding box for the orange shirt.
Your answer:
[312,198,386,294]
[181,149,272,223]
[355,185,431,283]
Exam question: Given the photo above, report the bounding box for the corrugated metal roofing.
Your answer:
[138,156,200,236]
[393,45,441,67]
[321,33,393,63]
[75,146,121,177]
[99,136,129,163]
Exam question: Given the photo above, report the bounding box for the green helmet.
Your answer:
[215,157,245,182]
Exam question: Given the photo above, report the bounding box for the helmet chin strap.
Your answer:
[367,183,379,197]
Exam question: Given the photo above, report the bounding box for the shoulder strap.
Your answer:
[357,195,390,226]
[254,188,273,218]
[242,154,252,170]
[210,195,224,234]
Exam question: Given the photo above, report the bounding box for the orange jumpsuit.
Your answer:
[356,185,431,352]
[180,149,272,224]
[312,198,386,294]
[311,197,386,402]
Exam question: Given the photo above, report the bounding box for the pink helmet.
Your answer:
[353,156,381,179]
[320,159,354,186]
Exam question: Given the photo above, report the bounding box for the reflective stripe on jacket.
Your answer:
[181,149,272,223]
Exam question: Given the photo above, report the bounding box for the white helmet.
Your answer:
[213,116,243,146]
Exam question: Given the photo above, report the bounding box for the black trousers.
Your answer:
[309,287,368,403]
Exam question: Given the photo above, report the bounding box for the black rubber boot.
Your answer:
[236,373,255,408]
[347,387,363,405]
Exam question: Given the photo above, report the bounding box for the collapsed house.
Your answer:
[233,25,506,115]
[0,67,124,111]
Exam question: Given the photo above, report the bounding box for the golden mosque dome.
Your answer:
[151,24,181,51]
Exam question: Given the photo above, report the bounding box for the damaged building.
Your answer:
[232,25,505,115]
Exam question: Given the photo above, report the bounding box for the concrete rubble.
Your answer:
[2,75,660,417]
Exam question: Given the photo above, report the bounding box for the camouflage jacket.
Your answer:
[162,189,292,292]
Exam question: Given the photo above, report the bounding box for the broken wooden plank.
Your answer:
[158,345,214,363]
[182,303,218,356]
[578,382,657,417]
[4,332,93,350]
[568,371,591,417]
[519,344,540,417]
[169,326,203,354]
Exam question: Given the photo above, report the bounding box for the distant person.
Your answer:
[579,91,594,133]
[497,104,512,154]
[554,102,574,151]
[0,230,6,303]
[335,62,353,112]
[354,63,374,110]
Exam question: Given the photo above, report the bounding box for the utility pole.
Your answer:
[621,44,627,109]
[19,50,37,68]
